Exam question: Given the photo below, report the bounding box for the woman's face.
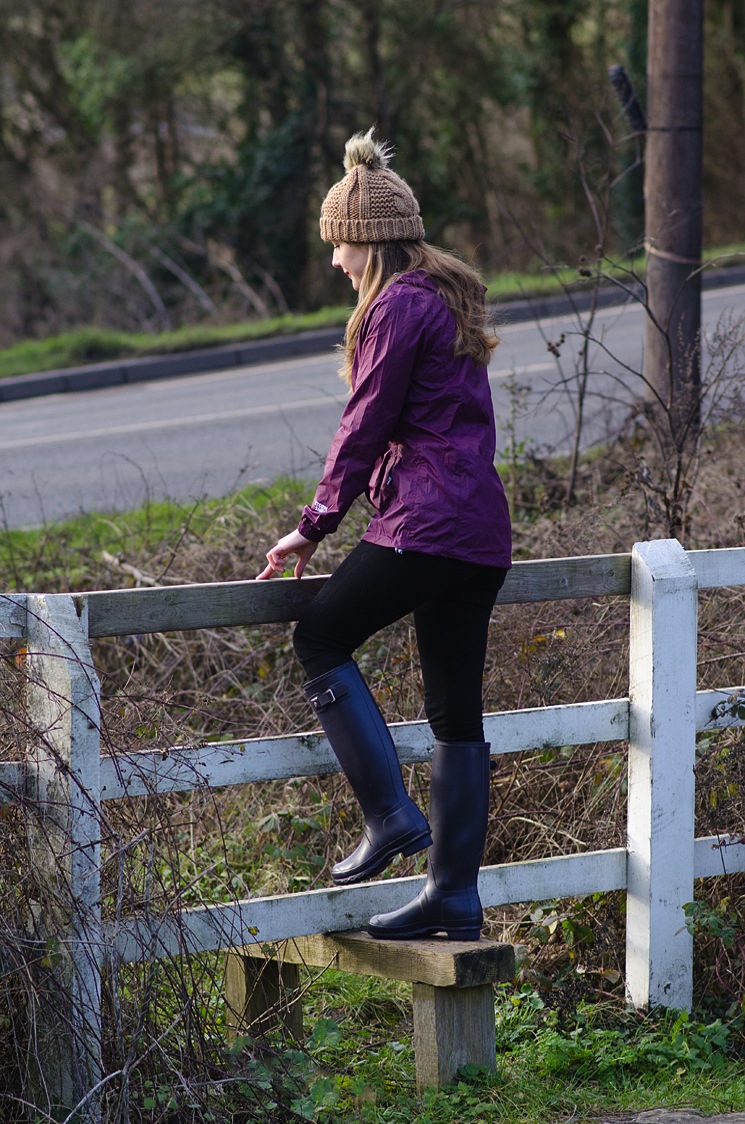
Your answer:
[332,243,369,290]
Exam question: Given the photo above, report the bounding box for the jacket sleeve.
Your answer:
[297,287,425,541]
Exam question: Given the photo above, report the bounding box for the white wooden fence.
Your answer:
[1,538,744,1116]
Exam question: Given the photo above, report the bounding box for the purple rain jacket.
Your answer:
[296,270,512,569]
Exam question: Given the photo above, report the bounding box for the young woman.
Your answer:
[257,128,512,940]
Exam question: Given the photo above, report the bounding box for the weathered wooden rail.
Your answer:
[1,539,744,1116]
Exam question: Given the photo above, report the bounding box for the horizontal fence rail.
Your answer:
[2,541,744,1116]
[3,689,743,804]
[1,547,743,642]
[88,687,741,801]
[108,835,742,967]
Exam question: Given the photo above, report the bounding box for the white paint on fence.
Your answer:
[2,684,741,807]
[87,688,745,803]
[111,849,631,965]
[108,833,745,966]
[687,546,745,589]
[694,833,745,878]
[97,702,631,800]
[25,593,103,1116]
[626,540,698,1011]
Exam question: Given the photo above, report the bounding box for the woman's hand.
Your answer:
[256,529,318,580]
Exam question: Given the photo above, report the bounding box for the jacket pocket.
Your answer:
[410,452,460,522]
[367,442,403,511]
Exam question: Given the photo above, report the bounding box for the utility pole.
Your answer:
[643,0,703,442]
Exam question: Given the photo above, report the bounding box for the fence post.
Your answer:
[626,539,697,1011]
[24,593,102,1119]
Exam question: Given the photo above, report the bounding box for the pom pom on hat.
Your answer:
[320,126,424,244]
[342,127,393,172]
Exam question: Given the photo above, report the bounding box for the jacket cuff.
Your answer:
[297,513,326,543]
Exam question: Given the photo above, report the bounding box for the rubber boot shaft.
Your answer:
[304,661,431,884]
[367,739,490,939]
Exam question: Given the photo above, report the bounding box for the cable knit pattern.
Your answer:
[320,127,424,243]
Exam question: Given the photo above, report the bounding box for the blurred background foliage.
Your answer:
[1,0,743,345]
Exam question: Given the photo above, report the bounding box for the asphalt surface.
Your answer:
[2,264,743,403]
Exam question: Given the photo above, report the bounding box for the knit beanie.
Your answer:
[319,127,424,244]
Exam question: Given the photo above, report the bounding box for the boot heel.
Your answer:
[445,926,482,941]
[400,830,433,857]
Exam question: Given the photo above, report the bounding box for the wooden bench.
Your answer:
[225,930,515,1090]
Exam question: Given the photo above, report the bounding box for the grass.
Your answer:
[0,477,314,591]
[118,951,740,1122]
[290,977,745,1122]
[0,307,350,380]
[1,243,743,381]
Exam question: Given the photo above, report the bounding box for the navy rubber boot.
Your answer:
[304,661,432,885]
[367,740,490,940]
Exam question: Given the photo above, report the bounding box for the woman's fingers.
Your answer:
[256,562,280,580]
[255,531,317,581]
[294,539,318,578]
[256,550,286,580]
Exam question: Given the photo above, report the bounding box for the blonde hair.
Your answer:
[338,241,498,386]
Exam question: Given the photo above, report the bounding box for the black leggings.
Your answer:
[293,541,507,742]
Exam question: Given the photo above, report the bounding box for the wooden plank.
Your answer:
[111,875,428,963]
[479,847,628,905]
[478,837,744,905]
[224,954,303,1040]
[485,697,628,752]
[688,547,745,590]
[0,593,27,638]
[96,684,744,801]
[497,552,631,604]
[86,576,327,637]
[24,547,745,641]
[99,730,342,798]
[108,835,734,966]
[24,594,103,1112]
[694,833,745,878]
[626,540,697,1011]
[236,931,514,989]
[696,687,745,729]
[84,553,633,639]
[412,982,496,1091]
[99,701,629,800]
[109,848,628,963]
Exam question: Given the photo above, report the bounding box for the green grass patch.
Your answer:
[485,242,745,304]
[0,308,351,380]
[295,981,745,1123]
[0,477,314,592]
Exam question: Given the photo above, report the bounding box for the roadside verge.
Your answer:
[1,265,743,404]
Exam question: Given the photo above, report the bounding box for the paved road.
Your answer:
[0,284,742,529]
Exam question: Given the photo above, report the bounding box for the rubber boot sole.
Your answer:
[331,826,432,885]
[367,919,482,941]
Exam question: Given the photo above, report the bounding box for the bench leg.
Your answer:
[224,950,303,1041]
[412,982,496,1091]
